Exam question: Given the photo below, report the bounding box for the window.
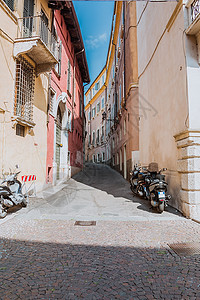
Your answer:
[95,81,100,91]
[88,111,91,121]
[117,153,119,165]
[96,129,100,144]
[89,134,91,145]
[122,71,124,98]
[79,93,83,117]
[119,84,122,108]
[92,131,95,145]
[67,110,71,131]
[101,97,104,109]
[101,125,104,141]
[55,41,62,76]
[112,137,115,149]
[112,155,115,166]
[124,118,126,135]
[102,152,105,161]
[97,153,100,162]
[3,0,14,11]
[67,60,71,93]
[92,154,95,163]
[16,124,25,137]
[102,74,105,85]
[119,128,122,140]
[92,107,96,118]
[14,56,35,122]
[97,102,100,114]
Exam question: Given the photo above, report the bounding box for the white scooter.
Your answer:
[0,166,28,218]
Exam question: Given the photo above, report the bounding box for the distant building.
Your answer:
[85,69,106,163]
[85,1,139,180]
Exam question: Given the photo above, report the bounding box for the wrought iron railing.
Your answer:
[191,0,200,22]
[17,15,59,60]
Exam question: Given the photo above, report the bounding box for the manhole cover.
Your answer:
[74,221,96,226]
[168,242,200,256]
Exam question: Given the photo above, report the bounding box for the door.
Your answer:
[23,0,34,37]
[124,145,127,179]
[56,107,62,180]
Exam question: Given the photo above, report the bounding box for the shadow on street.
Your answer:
[0,237,199,299]
[73,163,182,217]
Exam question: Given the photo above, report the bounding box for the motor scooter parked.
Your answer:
[0,166,28,218]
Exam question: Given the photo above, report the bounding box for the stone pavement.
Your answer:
[0,164,200,299]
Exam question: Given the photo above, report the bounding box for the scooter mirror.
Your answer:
[16,165,19,169]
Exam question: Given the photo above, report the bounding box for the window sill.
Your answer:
[11,116,36,128]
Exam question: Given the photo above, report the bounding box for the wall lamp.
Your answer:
[102,111,119,123]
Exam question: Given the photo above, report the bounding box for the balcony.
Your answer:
[14,16,59,75]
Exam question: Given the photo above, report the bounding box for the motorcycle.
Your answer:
[0,166,28,218]
[130,162,171,213]
[130,164,150,199]
[148,167,171,213]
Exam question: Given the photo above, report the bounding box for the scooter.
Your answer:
[148,167,171,213]
[0,166,28,218]
[130,162,171,213]
[130,164,149,198]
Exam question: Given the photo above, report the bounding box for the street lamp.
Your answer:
[102,111,119,123]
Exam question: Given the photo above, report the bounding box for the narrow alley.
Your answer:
[0,164,200,299]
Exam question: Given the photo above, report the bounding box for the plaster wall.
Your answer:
[136,2,188,209]
[0,0,52,192]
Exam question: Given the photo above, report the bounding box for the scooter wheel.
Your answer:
[0,205,7,218]
[21,198,27,207]
[157,202,164,213]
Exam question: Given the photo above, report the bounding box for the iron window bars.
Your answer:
[14,56,35,122]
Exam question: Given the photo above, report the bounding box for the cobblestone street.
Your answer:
[0,164,200,299]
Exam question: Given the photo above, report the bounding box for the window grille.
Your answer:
[3,0,14,11]
[14,57,35,122]
[16,124,25,137]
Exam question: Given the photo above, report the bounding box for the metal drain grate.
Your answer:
[74,221,96,226]
[168,242,200,256]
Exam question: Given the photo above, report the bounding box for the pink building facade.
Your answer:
[46,1,89,184]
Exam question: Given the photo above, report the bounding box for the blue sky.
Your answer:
[73,1,114,87]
